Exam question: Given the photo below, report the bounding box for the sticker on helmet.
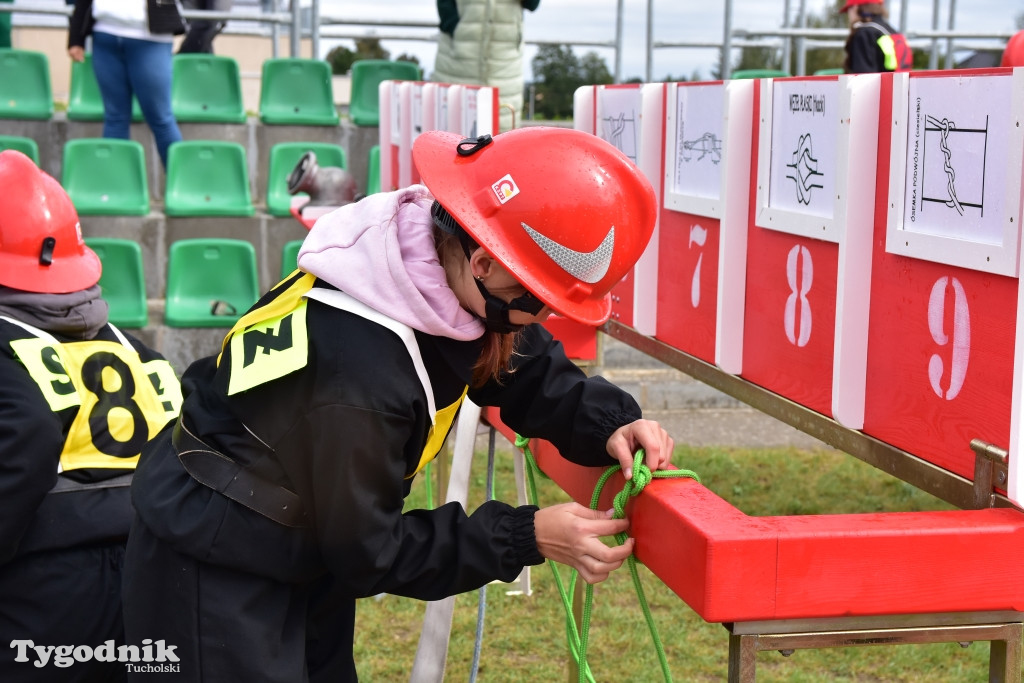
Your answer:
[522,223,614,284]
[491,174,520,204]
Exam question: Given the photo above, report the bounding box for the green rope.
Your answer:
[514,434,700,683]
[423,461,434,509]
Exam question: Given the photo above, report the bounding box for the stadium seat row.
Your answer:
[87,237,302,329]
[0,135,380,217]
[0,48,421,127]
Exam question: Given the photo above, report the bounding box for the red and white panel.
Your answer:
[861,68,1024,499]
[740,73,878,421]
[657,79,754,366]
[445,84,498,138]
[574,83,664,335]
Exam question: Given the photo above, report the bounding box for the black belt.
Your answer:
[49,472,133,494]
[172,419,308,528]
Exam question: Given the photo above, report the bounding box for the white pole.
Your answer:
[722,0,733,79]
[646,0,654,83]
[615,0,624,83]
[944,0,958,69]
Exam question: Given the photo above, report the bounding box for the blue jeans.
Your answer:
[91,31,182,167]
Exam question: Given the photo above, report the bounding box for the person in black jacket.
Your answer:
[0,150,183,682]
[122,127,675,681]
[841,0,913,74]
[67,0,186,167]
[177,0,232,54]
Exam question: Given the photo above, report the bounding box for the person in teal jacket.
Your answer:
[0,0,13,48]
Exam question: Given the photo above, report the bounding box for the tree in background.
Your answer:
[326,45,357,75]
[529,45,612,120]
[326,37,413,76]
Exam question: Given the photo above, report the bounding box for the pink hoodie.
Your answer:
[296,186,485,341]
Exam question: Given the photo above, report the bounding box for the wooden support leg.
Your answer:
[727,631,757,683]
[726,613,1024,683]
[990,622,1023,683]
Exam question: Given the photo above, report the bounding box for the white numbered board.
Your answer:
[886,70,1024,276]
[595,85,642,164]
[445,85,496,138]
[664,82,726,218]
[756,77,842,242]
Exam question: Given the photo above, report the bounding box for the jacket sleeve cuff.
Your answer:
[511,505,545,567]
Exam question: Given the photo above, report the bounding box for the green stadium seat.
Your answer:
[366,145,381,195]
[0,135,39,163]
[164,238,259,328]
[0,48,53,119]
[172,54,246,123]
[349,59,421,127]
[62,138,149,216]
[266,142,346,217]
[67,54,143,122]
[85,237,148,328]
[281,239,302,280]
[813,68,845,76]
[164,140,254,216]
[259,58,339,126]
[730,69,791,79]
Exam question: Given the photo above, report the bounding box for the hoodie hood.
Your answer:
[296,186,485,341]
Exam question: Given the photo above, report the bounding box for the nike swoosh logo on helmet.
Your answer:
[522,223,614,284]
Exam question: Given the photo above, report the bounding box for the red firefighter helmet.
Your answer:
[839,0,878,12]
[413,127,657,326]
[0,150,100,294]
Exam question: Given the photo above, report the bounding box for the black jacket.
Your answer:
[844,16,911,74]
[0,319,178,563]
[68,0,186,49]
[131,275,643,600]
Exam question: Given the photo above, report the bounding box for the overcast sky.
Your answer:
[320,0,1021,82]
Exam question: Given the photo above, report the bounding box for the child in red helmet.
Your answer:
[122,127,676,681]
[0,150,182,682]
[841,0,913,74]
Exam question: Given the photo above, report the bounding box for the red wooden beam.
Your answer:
[482,408,1024,623]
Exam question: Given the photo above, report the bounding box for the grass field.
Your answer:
[352,443,998,681]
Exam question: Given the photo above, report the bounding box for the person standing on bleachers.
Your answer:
[0,0,12,48]
[67,0,186,168]
[177,0,232,54]
[432,0,540,132]
[0,150,183,683]
[841,0,913,74]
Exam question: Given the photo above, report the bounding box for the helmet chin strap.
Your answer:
[476,279,526,334]
[431,200,544,335]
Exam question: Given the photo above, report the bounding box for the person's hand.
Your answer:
[534,502,633,584]
[605,419,674,480]
[68,46,85,62]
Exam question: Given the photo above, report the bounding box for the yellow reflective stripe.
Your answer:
[10,337,81,412]
[877,34,897,71]
[142,358,184,420]
[59,340,171,471]
[217,272,317,363]
[410,387,468,478]
[227,300,309,395]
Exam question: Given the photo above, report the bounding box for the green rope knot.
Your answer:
[513,436,700,683]
[612,453,653,521]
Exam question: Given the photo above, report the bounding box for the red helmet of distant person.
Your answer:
[839,0,879,12]
[413,127,657,327]
[0,150,100,293]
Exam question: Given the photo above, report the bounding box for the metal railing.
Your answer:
[1,0,1016,84]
